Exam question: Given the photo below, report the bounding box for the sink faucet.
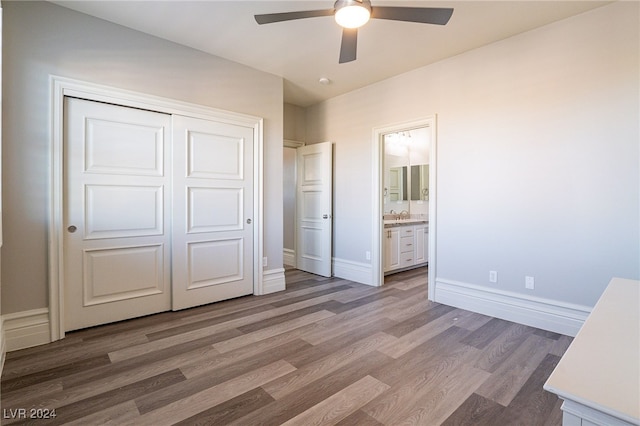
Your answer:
[400,210,409,220]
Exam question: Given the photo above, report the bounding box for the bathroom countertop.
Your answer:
[383,219,428,228]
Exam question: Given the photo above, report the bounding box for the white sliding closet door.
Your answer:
[64,97,172,331]
[171,115,254,310]
[63,99,255,331]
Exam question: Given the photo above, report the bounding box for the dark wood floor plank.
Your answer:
[229,350,394,426]
[145,303,277,341]
[1,267,569,425]
[473,323,534,373]
[1,354,111,393]
[461,317,514,349]
[440,392,506,426]
[371,326,473,387]
[62,328,242,389]
[336,409,386,426]
[269,284,353,307]
[475,334,556,407]
[173,387,275,426]
[18,370,184,426]
[285,317,398,368]
[135,338,311,414]
[1,333,148,380]
[383,303,455,338]
[493,354,563,425]
[236,301,345,334]
[262,332,396,400]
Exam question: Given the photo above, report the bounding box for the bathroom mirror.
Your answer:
[384,128,429,214]
[410,164,429,201]
[388,166,407,201]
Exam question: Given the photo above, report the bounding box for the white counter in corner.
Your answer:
[544,277,640,426]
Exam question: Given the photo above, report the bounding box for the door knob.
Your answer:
[246,219,252,224]
[323,214,331,219]
[67,225,77,233]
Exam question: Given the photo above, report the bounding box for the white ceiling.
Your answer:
[53,1,610,107]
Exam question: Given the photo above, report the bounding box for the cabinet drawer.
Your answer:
[400,236,414,253]
[400,227,414,237]
[400,251,415,266]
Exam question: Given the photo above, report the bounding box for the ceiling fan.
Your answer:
[254,0,454,64]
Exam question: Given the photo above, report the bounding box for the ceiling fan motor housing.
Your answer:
[334,0,372,28]
[334,0,372,12]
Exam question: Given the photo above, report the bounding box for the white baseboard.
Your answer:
[262,268,286,294]
[333,257,374,286]
[2,308,51,352]
[434,278,591,336]
[283,249,296,267]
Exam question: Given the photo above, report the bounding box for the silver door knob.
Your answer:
[323,214,329,219]
[246,219,252,224]
[67,225,77,233]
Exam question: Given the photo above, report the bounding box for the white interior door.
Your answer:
[296,142,333,277]
[64,97,172,331]
[171,115,254,310]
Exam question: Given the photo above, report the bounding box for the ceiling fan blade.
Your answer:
[255,9,334,25]
[371,7,454,25]
[339,28,358,64]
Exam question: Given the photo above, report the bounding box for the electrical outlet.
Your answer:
[525,276,535,290]
[489,271,498,283]
[263,257,268,267]
[365,251,371,260]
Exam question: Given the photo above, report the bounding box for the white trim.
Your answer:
[283,248,296,267]
[2,309,51,352]
[284,139,305,148]
[50,76,264,341]
[262,268,286,294]
[434,278,591,336]
[333,257,373,286]
[560,399,638,426]
[372,117,437,296]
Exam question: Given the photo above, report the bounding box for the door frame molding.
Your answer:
[49,75,264,341]
[371,116,437,300]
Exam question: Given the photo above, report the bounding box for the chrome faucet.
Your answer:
[400,210,409,220]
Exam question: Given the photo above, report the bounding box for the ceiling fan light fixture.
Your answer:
[334,0,371,29]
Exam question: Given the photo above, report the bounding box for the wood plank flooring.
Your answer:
[1,267,572,425]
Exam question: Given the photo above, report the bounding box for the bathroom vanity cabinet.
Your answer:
[384,222,428,274]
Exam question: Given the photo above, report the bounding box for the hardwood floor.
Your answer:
[1,267,572,425]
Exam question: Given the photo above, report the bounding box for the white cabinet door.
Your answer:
[415,224,427,264]
[171,115,254,310]
[384,228,401,272]
[296,142,333,277]
[64,97,172,331]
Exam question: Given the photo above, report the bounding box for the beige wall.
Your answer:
[284,103,306,142]
[1,1,284,314]
[306,2,639,307]
[283,103,307,254]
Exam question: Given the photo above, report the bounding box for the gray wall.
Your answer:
[306,2,639,307]
[1,1,284,314]
[283,103,306,255]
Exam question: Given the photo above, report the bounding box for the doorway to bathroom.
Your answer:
[372,117,437,301]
